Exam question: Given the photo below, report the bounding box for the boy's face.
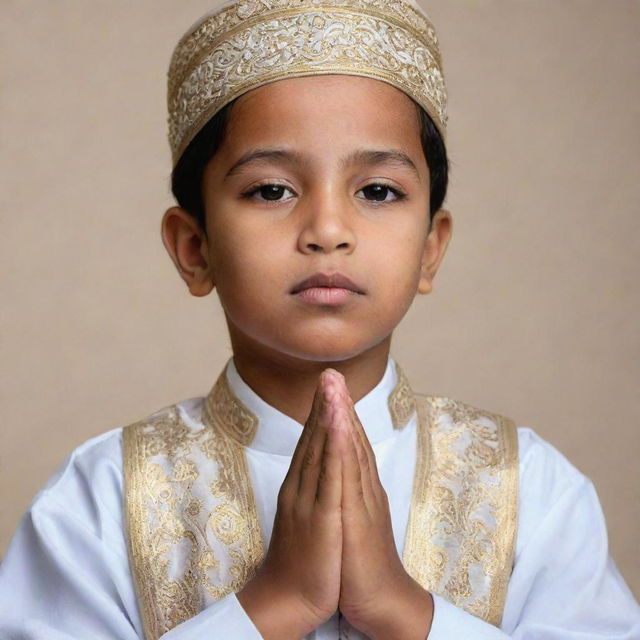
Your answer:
[165,74,451,364]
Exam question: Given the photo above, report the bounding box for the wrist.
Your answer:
[236,573,324,639]
[359,576,434,640]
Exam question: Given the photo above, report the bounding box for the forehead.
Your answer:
[223,74,422,155]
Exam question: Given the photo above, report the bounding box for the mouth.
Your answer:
[290,272,365,295]
[290,272,365,306]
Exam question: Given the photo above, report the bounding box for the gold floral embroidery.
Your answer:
[388,361,417,429]
[203,364,259,446]
[170,0,440,93]
[402,394,519,627]
[123,397,265,639]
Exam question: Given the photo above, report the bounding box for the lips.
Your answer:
[290,272,365,294]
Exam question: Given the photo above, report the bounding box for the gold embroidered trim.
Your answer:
[168,0,447,164]
[388,361,417,429]
[402,394,519,627]
[170,0,440,91]
[123,423,160,640]
[123,402,265,639]
[203,363,259,446]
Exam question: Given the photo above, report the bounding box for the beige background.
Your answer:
[1,0,638,597]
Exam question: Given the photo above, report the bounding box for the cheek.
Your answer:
[210,220,264,275]
[208,229,285,310]
[374,225,425,288]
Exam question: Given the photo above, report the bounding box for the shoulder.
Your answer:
[415,393,520,462]
[416,393,586,486]
[11,425,130,558]
[516,425,586,491]
[416,393,518,436]
[26,397,206,541]
[514,425,595,550]
[121,396,207,441]
[415,393,592,534]
[34,426,124,519]
[515,425,590,517]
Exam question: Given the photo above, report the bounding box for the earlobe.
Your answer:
[160,206,215,297]
[417,272,432,295]
[416,208,453,296]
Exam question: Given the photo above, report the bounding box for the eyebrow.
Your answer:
[224,147,421,181]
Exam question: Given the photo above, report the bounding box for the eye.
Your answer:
[357,183,406,203]
[241,181,406,204]
[242,183,296,202]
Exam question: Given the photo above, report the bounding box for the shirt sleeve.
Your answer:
[162,594,262,639]
[0,430,264,640]
[427,428,640,639]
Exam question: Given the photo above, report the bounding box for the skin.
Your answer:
[161,74,453,638]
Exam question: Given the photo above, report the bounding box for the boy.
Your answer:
[1,0,638,638]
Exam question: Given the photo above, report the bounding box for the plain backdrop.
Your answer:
[1,0,638,597]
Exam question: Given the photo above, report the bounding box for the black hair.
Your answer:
[171,97,449,233]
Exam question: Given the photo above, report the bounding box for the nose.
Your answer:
[296,192,357,255]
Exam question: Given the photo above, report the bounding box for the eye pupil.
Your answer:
[260,185,285,200]
[364,184,389,201]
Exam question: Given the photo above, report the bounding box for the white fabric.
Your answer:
[1,356,638,639]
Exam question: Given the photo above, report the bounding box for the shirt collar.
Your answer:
[203,355,416,456]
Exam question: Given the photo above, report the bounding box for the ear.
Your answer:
[417,208,453,295]
[161,206,215,297]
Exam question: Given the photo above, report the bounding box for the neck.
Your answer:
[228,334,393,426]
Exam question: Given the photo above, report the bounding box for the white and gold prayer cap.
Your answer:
[168,0,447,166]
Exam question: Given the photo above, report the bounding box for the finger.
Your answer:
[297,370,340,504]
[339,400,368,515]
[331,375,381,492]
[347,401,382,489]
[283,372,327,494]
[344,403,379,512]
[315,401,344,510]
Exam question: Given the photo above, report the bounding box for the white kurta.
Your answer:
[1,356,638,639]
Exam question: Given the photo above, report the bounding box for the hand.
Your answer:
[237,369,347,639]
[332,374,434,639]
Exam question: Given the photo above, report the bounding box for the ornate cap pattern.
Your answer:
[168,0,448,166]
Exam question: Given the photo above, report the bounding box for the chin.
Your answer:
[229,314,392,364]
[274,331,388,364]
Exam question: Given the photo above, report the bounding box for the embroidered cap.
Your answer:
[167,0,448,166]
